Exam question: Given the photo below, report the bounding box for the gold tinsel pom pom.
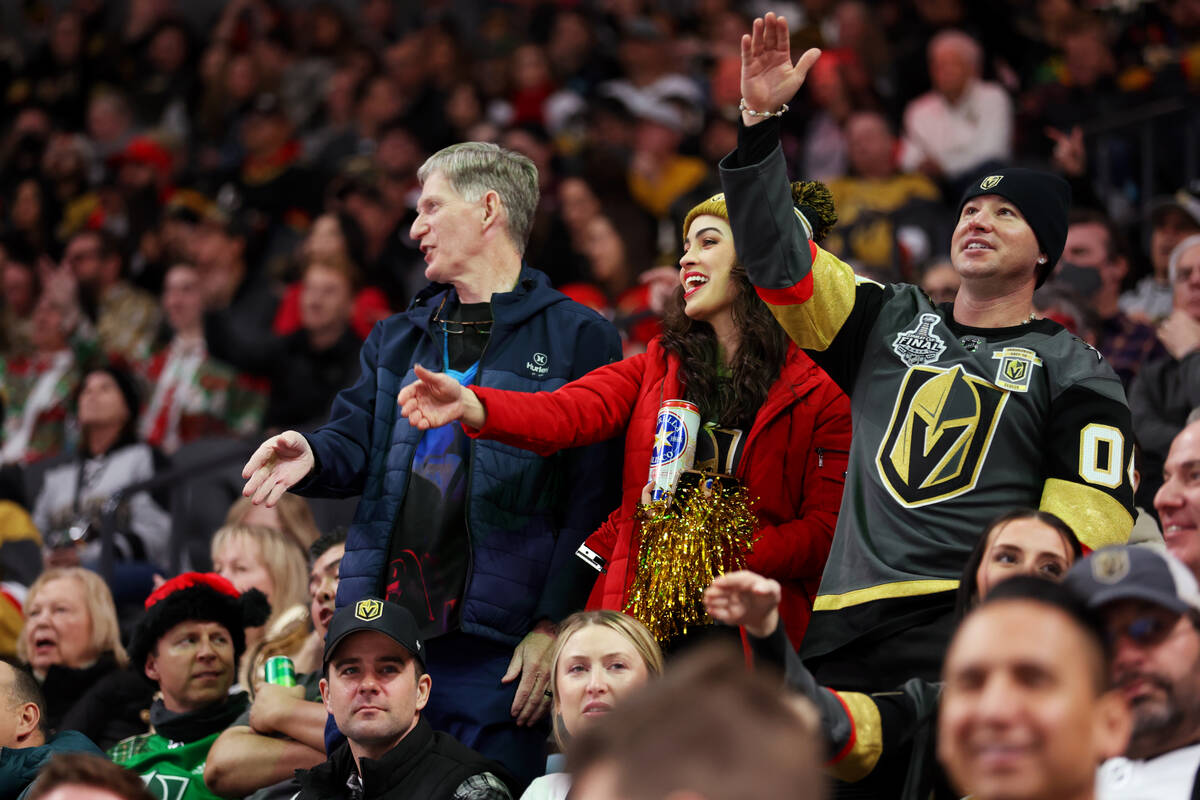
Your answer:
[624,476,759,643]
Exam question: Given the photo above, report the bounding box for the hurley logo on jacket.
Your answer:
[526,352,549,376]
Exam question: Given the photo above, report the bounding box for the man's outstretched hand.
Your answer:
[740,12,821,126]
[242,431,315,507]
[704,570,782,639]
[397,364,487,430]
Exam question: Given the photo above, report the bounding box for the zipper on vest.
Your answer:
[462,326,494,599]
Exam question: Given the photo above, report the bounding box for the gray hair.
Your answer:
[417,142,539,255]
[1169,234,1200,283]
[928,29,983,76]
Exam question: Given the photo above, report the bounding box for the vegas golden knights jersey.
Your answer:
[720,143,1135,668]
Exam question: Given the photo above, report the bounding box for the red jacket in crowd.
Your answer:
[471,338,852,645]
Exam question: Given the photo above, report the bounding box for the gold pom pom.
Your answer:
[624,475,759,643]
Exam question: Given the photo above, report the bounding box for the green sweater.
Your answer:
[108,694,249,800]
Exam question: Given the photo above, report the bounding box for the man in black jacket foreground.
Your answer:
[296,599,514,800]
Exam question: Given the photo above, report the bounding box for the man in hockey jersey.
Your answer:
[720,13,1135,689]
[109,573,269,800]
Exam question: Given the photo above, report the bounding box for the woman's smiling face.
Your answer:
[679,214,738,325]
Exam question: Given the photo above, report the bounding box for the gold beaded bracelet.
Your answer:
[738,98,789,118]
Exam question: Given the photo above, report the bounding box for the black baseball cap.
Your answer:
[323,598,425,668]
[1065,545,1200,617]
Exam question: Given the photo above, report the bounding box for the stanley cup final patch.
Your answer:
[991,347,1043,392]
[892,313,948,367]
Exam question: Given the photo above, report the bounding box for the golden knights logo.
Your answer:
[980,175,1003,190]
[991,347,1043,393]
[877,364,1008,506]
[354,599,384,621]
[892,313,948,367]
[1091,548,1130,584]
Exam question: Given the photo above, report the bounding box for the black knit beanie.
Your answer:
[128,572,271,671]
[958,168,1071,287]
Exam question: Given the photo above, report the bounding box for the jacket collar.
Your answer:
[303,716,435,797]
[406,265,562,336]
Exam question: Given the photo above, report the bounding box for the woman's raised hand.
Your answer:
[740,13,821,124]
[704,570,782,639]
[397,364,487,430]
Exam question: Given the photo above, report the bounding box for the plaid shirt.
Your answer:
[451,772,512,800]
[1098,311,1166,387]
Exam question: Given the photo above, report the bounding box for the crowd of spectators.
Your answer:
[0,0,1195,502]
[0,0,1198,799]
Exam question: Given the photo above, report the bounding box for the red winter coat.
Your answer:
[470,338,851,646]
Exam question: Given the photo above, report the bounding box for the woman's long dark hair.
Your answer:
[659,265,790,429]
[954,508,1083,617]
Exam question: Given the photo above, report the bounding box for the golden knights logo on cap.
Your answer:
[991,347,1043,393]
[354,599,384,621]
[980,175,1003,190]
[1092,549,1130,584]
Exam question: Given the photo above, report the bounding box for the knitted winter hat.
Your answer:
[958,168,1072,287]
[128,572,271,670]
[682,181,838,245]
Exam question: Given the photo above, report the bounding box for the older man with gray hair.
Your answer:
[242,142,622,787]
[1131,235,1200,508]
[899,29,1014,189]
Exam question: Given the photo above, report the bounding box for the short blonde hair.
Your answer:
[18,568,128,668]
[549,610,664,749]
[224,494,320,550]
[211,524,308,625]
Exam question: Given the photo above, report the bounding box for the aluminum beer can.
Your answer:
[648,399,700,501]
[264,656,297,687]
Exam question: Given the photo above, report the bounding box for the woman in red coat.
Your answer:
[399,187,851,648]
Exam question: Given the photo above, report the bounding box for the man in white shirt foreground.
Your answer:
[1066,546,1200,799]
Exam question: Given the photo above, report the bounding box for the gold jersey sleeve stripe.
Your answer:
[813,579,960,612]
[761,246,860,352]
[1039,478,1134,551]
[827,690,884,782]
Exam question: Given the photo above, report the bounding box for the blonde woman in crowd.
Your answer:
[18,568,128,731]
[210,523,309,686]
[521,611,664,800]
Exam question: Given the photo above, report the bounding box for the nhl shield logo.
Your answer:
[354,599,384,621]
[980,175,1003,190]
[991,347,1043,392]
[892,313,947,367]
[1091,549,1130,585]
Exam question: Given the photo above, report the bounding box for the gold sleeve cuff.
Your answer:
[828,691,884,782]
[767,248,861,352]
[1040,478,1133,550]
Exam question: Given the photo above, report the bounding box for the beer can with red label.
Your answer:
[648,399,700,501]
